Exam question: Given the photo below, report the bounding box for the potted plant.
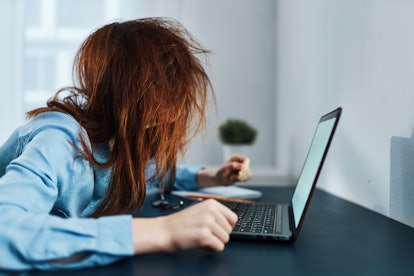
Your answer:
[218,119,257,160]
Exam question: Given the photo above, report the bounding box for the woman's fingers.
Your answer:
[162,199,237,252]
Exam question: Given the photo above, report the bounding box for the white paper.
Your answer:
[172,186,262,200]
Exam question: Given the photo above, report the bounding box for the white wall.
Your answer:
[0,0,24,143]
[127,0,283,182]
[176,0,278,172]
[276,0,414,226]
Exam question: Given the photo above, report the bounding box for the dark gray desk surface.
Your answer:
[6,186,414,276]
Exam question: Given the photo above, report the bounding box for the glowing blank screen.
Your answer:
[291,117,337,228]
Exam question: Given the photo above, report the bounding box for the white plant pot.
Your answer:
[222,144,251,161]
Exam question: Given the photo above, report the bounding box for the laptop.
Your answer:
[222,107,342,241]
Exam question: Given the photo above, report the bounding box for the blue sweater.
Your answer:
[0,112,200,271]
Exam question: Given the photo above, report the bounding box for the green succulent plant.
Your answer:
[218,119,257,145]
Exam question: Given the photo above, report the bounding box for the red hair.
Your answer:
[28,18,213,216]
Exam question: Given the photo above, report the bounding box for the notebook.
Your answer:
[222,107,342,241]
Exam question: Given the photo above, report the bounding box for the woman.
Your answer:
[0,18,252,270]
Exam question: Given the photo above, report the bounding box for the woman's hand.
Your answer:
[197,154,253,187]
[132,199,237,254]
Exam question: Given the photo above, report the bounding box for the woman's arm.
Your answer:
[132,199,237,254]
[196,154,253,187]
[174,154,253,191]
[0,116,134,270]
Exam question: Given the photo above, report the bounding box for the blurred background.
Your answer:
[1,0,414,228]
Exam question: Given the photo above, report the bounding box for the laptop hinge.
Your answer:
[288,205,297,239]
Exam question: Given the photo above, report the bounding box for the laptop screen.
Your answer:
[291,109,341,229]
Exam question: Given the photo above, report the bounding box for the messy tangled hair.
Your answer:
[27,18,212,217]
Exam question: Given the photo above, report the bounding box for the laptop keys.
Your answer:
[224,202,282,234]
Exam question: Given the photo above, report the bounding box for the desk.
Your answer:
[18,187,414,275]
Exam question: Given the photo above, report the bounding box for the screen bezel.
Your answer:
[290,107,342,240]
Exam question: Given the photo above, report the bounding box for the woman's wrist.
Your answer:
[132,217,171,254]
[196,168,219,187]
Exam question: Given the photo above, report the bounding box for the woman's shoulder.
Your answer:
[30,111,80,130]
[23,111,83,138]
[7,111,88,153]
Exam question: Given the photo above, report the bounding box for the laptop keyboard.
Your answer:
[223,202,283,234]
